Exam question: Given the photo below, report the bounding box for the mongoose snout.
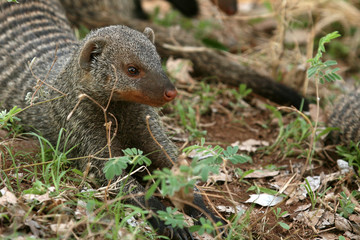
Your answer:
[164,88,177,102]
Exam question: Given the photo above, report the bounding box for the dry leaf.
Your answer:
[0,187,17,205]
[50,220,75,235]
[245,193,283,207]
[294,204,311,212]
[166,57,194,85]
[231,139,269,152]
[309,103,326,123]
[216,205,246,214]
[207,171,233,185]
[23,192,51,203]
[243,169,279,179]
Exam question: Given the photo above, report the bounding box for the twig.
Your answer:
[28,45,67,104]
[145,115,175,166]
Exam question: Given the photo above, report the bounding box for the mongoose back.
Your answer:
[0,0,223,239]
[327,89,360,144]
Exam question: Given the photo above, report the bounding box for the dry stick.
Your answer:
[303,15,316,96]
[28,45,67,103]
[277,105,315,179]
[145,115,175,166]
[198,184,229,224]
[271,0,287,80]
[218,158,236,218]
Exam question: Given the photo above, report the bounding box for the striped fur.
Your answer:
[0,0,76,130]
[328,89,360,144]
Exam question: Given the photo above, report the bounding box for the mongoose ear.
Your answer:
[79,37,107,71]
[143,27,155,44]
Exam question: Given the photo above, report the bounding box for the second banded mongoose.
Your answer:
[327,89,360,144]
[0,0,224,239]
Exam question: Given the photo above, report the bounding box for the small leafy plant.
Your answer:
[103,148,152,180]
[0,106,22,134]
[273,208,290,230]
[174,99,207,140]
[338,191,357,218]
[307,31,342,84]
[336,141,360,176]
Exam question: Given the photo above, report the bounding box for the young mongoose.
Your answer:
[0,0,223,238]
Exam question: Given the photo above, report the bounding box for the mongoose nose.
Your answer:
[164,89,177,101]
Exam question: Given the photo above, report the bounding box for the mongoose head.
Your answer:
[78,25,177,107]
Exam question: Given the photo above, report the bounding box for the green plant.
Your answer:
[304,178,317,210]
[266,105,311,156]
[27,129,75,193]
[103,148,152,181]
[307,31,342,84]
[174,99,207,140]
[336,141,360,176]
[338,191,358,218]
[195,82,218,115]
[272,208,290,230]
[228,84,252,111]
[143,139,252,235]
[157,207,188,229]
[247,185,286,198]
[0,106,22,134]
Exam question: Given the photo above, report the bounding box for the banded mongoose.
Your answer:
[327,89,360,144]
[0,0,224,239]
[59,0,309,111]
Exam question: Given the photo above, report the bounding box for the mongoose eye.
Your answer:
[127,66,140,76]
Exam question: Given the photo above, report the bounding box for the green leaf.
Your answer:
[307,66,317,78]
[229,154,252,164]
[145,180,159,200]
[278,221,290,230]
[157,207,188,229]
[324,60,337,66]
[103,156,130,180]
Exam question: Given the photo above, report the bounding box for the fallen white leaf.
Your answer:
[232,139,269,152]
[245,193,283,207]
[0,187,17,205]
